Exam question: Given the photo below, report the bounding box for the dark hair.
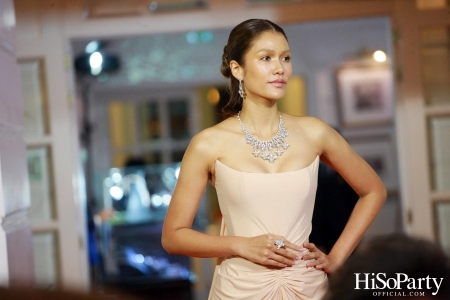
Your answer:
[324,234,450,300]
[220,19,288,119]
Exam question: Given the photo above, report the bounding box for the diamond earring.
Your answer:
[238,78,244,99]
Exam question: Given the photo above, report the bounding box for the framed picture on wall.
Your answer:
[349,136,398,192]
[337,66,394,127]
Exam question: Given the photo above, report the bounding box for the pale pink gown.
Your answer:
[208,155,328,300]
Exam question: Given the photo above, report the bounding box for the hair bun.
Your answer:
[220,45,231,78]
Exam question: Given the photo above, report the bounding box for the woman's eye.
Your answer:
[283,56,291,62]
[261,56,271,61]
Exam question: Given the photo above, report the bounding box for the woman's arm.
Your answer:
[302,118,387,273]
[162,130,238,258]
[162,129,299,267]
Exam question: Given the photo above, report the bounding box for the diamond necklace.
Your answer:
[237,111,289,163]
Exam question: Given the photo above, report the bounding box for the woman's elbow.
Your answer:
[373,183,387,206]
[161,232,176,255]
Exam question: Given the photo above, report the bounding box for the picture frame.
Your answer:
[337,66,394,127]
[348,136,398,192]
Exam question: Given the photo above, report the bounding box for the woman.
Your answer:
[162,19,386,299]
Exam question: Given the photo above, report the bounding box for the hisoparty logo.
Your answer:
[355,273,444,296]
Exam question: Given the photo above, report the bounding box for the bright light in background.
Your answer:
[151,195,163,207]
[175,167,180,179]
[111,172,122,184]
[133,254,145,264]
[185,31,199,44]
[185,31,214,44]
[164,168,174,179]
[85,41,100,54]
[110,186,124,200]
[373,50,387,63]
[207,88,220,105]
[199,31,214,43]
[89,52,103,68]
[90,51,103,76]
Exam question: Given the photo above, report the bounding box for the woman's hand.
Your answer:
[302,242,340,274]
[235,234,300,268]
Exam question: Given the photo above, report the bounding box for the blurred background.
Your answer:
[0,0,450,299]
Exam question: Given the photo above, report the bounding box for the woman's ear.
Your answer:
[230,60,243,80]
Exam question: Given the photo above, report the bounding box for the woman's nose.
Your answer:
[273,59,284,75]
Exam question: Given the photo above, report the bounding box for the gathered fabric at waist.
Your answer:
[211,250,328,300]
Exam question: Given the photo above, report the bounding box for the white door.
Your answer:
[0,0,34,287]
[15,0,89,290]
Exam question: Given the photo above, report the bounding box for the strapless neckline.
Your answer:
[215,155,319,175]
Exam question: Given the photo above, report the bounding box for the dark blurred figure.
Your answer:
[324,234,450,300]
[0,287,139,300]
[310,162,359,253]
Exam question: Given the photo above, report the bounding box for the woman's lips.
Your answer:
[269,79,286,88]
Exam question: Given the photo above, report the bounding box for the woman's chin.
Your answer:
[269,93,287,101]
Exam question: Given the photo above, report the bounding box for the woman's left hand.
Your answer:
[301,242,340,274]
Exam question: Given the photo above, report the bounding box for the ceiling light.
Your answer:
[373,50,387,63]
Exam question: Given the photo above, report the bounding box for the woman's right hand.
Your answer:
[235,234,300,268]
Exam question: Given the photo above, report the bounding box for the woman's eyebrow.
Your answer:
[255,48,291,54]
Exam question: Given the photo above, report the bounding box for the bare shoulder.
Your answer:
[185,117,237,166]
[282,113,332,138]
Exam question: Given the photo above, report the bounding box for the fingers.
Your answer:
[266,258,291,268]
[274,247,298,262]
[301,242,328,271]
[282,239,301,252]
[302,242,317,251]
[307,258,326,269]
[263,251,295,268]
[301,242,322,260]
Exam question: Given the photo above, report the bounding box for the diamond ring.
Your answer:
[274,239,285,249]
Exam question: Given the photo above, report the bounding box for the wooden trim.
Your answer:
[24,136,53,147]
[31,222,59,233]
[431,191,450,202]
[425,104,450,116]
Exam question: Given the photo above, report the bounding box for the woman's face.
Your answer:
[240,31,292,102]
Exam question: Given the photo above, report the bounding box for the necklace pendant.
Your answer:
[282,143,289,150]
[276,149,283,156]
[268,153,277,163]
[253,150,260,157]
[262,153,269,160]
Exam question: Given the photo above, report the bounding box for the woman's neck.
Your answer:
[239,100,280,140]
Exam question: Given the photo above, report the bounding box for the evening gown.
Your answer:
[208,155,328,300]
